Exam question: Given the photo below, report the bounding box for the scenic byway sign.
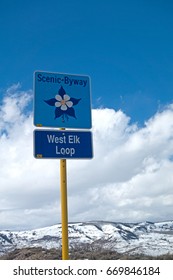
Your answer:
[34,130,93,159]
[34,71,92,129]
[33,70,93,259]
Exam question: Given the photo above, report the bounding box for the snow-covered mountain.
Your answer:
[1,221,173,257]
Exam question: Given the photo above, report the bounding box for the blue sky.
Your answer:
[1,1,173,230]
[1,0,173,124]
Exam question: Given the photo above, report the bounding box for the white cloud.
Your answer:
[0,84,173,230]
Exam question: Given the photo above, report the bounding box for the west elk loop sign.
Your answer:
[34,130,93,159]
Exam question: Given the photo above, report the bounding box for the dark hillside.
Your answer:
[0,247,173,260]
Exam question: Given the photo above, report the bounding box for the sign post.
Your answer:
[59,126,69,260]
[60,156,69,259]
[33,71,92,260]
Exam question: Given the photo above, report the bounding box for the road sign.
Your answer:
[34,130,93,159]
[34,71,92,129]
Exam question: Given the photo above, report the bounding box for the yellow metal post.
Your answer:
[60,129,69,260]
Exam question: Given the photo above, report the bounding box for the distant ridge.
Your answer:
[1,220,173,257]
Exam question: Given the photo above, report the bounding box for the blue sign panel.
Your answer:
[34,71,92,129]
[34,130,93,159]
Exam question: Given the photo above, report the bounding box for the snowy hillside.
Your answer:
[1,221,173,256]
